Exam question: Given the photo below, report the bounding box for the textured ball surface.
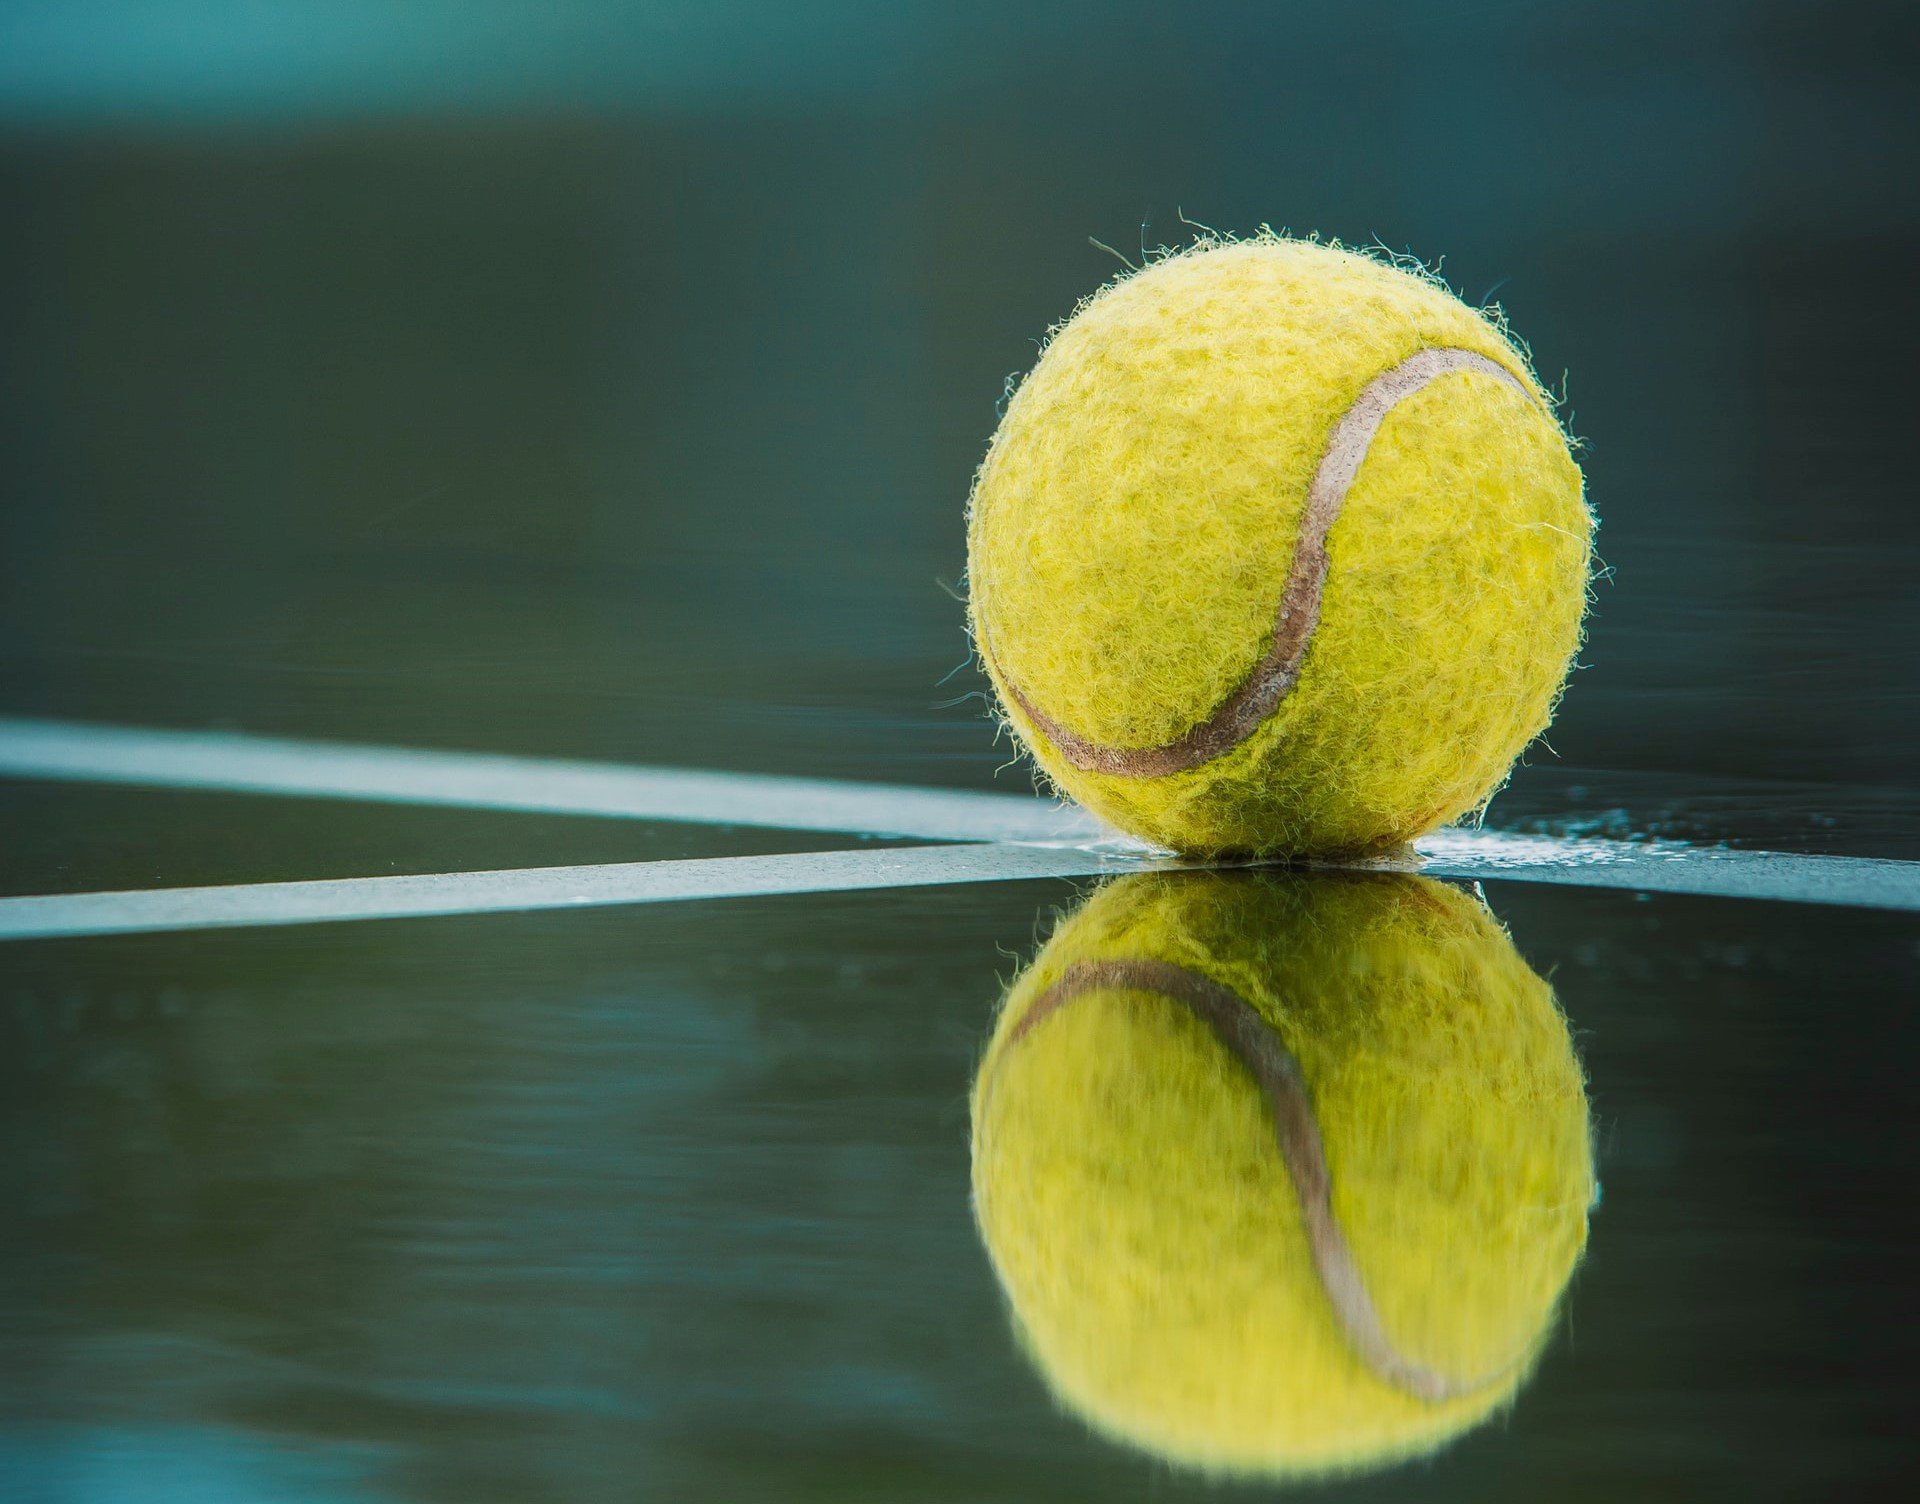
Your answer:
[967,236,1592,855]
[970,872,1594,1479]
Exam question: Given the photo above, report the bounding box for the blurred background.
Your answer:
[3,4,1919,1503]
[3,0,1917,849]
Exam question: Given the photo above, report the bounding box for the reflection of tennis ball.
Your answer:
[970,872,1594,1480]
[966,236,1592,857]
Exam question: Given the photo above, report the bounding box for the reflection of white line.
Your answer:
[0,844,1155,942]
[1,716,1916,936]
[0,717,1107,845]
[0,832,1915,942]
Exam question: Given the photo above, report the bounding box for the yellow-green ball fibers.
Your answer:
[966,236,1593,856]
[970,872,1594,1480]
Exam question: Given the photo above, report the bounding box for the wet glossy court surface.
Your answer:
[2,722,1917,1501]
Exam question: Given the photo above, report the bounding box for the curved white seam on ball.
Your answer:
[990,955,1521,1403]
[994,346,1534,778]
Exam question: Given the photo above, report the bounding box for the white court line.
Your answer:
[0,716,1104,845]
[0,844,1156,941]
[0,831,1916,942]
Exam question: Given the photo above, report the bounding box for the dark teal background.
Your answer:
[2,1,1916,836]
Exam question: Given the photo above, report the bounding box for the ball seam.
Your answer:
[988,347,1532,777]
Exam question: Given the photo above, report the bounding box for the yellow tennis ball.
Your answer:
[970,871,1594,1480]
[966,235,1592,856]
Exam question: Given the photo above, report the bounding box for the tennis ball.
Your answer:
[970,871,1593,1480]
[966,235,1592,856]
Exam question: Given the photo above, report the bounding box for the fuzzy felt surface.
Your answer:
[966,236,1592,855]
[969,872,1594,1479]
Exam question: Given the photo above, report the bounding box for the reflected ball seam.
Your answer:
[989,953,1512,1404]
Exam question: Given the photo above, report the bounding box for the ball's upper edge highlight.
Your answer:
[983,347,1535,778]
[980,954,1523,1404]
